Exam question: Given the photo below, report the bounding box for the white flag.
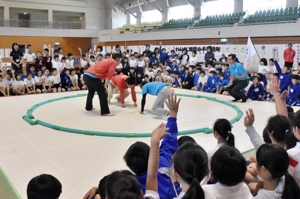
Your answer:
[245,36,257,69]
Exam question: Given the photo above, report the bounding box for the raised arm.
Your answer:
[270,77,288,117]
[244,108,264,150]
[274,59,282,76]
[146,123,170,193]
[78,47,83,56]
[159,93,181,168]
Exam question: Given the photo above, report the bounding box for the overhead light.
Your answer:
[24,12,27,15]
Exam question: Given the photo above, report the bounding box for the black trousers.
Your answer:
[284,62,293,68]
[227,79,249,100]
[83,74,110,115]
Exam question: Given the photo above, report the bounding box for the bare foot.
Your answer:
[102,113,115,116]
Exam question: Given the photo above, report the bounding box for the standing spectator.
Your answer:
[283,43,295,68]
[205,46,215,65]
[10,43,24,72]
[143,44,152,58]
[23,45,36,74]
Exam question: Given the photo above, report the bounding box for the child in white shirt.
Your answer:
[23,44,36,73]
[192,70,208,91]
[42,69,53,93]
[145,65,155,81]
[34,70,45,93]
[11,70,25,95]
[189,51,198,66]
[155,70,163,82]
[89,55,96,66]
[202,146,252,199]
[52,55,62,71]
[66,53,75,69]
[51,68,62,93]
[129,54,137,69]
[78,47,88,69]
[69,68,80,91]
[137,55,146,73]
[24,73,36,94]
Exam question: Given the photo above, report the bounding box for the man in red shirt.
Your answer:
[83,54,121,116]
[283,43,295,68]
[108,74,137,108]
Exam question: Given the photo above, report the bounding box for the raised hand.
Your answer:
[151,123,170,143]
[165,92,181,118]
[269,76,280,93]
[244,108,255,127]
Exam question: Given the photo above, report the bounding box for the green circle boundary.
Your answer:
[22,92,244,138]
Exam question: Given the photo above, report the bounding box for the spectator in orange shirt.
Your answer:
[108,74,137,108]
[83,54,121,116]
[283,43,295,68]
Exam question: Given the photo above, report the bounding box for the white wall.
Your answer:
[99,22,300,41]
[0,0,109,29]
[112,9,127,29]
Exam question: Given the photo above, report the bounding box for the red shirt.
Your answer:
[35,58,44,70]
[43,56,52,69]
[86,58,117,81]
[111,74,137,103]
[284,48,295,62]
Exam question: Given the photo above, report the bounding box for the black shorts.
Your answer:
[52,83,61,89]
[61,83,69,90]
[28,86,34,91]
[36,85,43,90]
[45,86,51,90]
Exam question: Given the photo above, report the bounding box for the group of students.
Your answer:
[26,87,300,199]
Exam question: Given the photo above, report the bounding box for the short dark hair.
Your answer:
[97,46,103,51]
[287,106,294,113]
[123,141,150,175]
[228,54,236,60]
[178,136,196,148]
[211,146,246,186]
[27,174,62,199]
[209,71,216,75]
[27,44,32,48]
[51,68,57,73]
[98,175,109,199]
[146,44,150,47]
[44,48,49,52]
[200,70,206,75]
[106,53,111,57]
[126,77,136,85]
[260,58,268,66]
[116,44,120,48]
[207,61,213,66]
[292,75,300,80]
[269,58,275,62]
[106,170,140,199]
[112,54,122,60]
[144,74,149,78]
[67,53,73,57]
[61,56,66,61]
[90,55,95,59]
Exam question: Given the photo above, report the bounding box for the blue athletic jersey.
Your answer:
[142,82,169,96]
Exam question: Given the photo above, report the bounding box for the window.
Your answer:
[168,5,194,20]
[130,13,137,25]
[201,0,234,18]
[141,10,162,23]
[244,0,286,15]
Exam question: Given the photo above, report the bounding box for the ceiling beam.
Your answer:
[145,0,163,14]
[186,0,196,8]
[136,0,143,13]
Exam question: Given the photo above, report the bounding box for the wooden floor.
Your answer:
[0,88,291,198]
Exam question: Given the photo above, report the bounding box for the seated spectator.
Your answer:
[27,174,62,199]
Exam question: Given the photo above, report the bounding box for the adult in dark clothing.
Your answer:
[10,43,24,72]
[204,46,215,65]
[143,44,152,58]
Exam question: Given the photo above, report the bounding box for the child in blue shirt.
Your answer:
[179,66,186,82]
[287,75,300,106]
[204,70,219,93]
[60,67,71,91]
[275,59,292,93]
[172,71,182,88]
[193,68,200,88]
[222,64,230,84]
[170,60,179,72]
[247,76,265,101]
[150,52,158,65]
[216,74,227,94]
[159,44,169,64]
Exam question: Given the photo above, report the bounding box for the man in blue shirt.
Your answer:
[140,82,174,116]
[226,54,250,103]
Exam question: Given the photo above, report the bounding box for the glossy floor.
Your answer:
[0,88,286,198]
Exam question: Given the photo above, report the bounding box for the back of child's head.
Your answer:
[27,174,62,199]
[267,115,294,149]
[257,73,264,82]
[172,142,208,199]
[256,144,300,199]
[126,77,136,85]
[211,146,246,186]
[262,126,272,144]
[106,170,141,199]
[287,106,294,113]
[292,110,300,141]
[98,175,109,199]
[178,136,196,147]
[213,119,234,147]
[123,141,149,175]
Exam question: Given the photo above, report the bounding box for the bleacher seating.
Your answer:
[192,12,245,28]
[156,17,199,30]
[120,24,134,34]
[120,22,161,33]
[240,6,299,26]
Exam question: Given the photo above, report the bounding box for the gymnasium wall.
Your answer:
[0,36,92,62]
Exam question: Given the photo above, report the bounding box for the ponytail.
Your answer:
[182,178,205,199]
[282,172,300,199]
[213,119,235,148]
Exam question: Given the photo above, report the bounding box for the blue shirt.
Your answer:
[229,62,249,81]
[142,82,169,96]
